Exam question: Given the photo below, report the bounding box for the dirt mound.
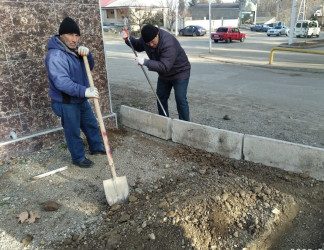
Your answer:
[1,128,323,249]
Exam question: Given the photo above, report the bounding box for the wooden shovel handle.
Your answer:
[83,56,117,179]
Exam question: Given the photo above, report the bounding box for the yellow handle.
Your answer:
[83,56,117,179]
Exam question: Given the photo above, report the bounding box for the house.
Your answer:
[101,0,168,31]
[188,0,257,30]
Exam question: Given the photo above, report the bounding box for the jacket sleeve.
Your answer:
[146,38,177,74]
[125,36,145,52]
[46,51,87,98]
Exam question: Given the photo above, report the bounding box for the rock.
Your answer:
[165,164,171,169]
[129,195,138,202]
[223,115,231,120]
[199,169,206,175]
[222,193,229,201]
[135,188,143,194]
[233,232,239,238]
[158,201,169,209]
[272,208,281,215]
[119,213,131,223]
[105,230,121,249]
[148,233,156,240]
[168,211,177,218]
[42,201,60,211]
[110,204,121,211]
[21,234,33,246]
[239,190,246,198]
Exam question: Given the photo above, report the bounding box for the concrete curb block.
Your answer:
[119,106,324,181]
[244,135,324,181]
[171,119,243,160]
[119,105,172,140]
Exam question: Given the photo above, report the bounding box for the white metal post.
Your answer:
[209,1,212,53]
[175,0,179,36]
[288,0,297,45]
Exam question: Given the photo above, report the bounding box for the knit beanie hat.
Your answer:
[59,17,80,36]
[141,24,159,43]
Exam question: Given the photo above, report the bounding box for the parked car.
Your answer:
[179,25,206,36]
[250,25,261,31]
[267,26,289,36]
[211,27,246,43]
[258,24,271,32]
[250,24,270,32]
[294,20,320,38]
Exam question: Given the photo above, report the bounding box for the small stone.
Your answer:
[158,201,169,209]
[233,231,239,238]
[165,164,171,169]
[272,208,280,215]
[119,213,131,223]
[42,201,60,211]
[199,169,206,175]
[129,195,138,202]
[21,234,33,246]
[223,115,231,120]
[222,193,229,201]
[168,211,176,218]
[148,233,156,240]
[110,204,121,211]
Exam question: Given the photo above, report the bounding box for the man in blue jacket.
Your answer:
[45,17,105,168]
[121,24,191,121]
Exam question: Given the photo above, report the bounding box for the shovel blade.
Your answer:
[103,176,129,206]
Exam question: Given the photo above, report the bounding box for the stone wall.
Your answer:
[0,0,116,160]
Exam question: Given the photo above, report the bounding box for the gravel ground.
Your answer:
[0,126,323,250]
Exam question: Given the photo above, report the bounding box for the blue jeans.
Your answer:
[156,77,190,121]
[51,101,103,163]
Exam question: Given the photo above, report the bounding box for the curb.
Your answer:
[120,105,324,181]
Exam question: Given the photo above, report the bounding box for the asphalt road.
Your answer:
[103,30,324,149]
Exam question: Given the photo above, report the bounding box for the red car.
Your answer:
[211,27,246,43]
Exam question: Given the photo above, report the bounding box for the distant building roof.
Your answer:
[195,3,240,9]
[100,0,117,8]
[101,0,165,8]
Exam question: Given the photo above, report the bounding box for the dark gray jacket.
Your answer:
[127,29,191,81]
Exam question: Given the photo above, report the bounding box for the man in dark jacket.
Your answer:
[45,17,105,168]
[121,24,191,121]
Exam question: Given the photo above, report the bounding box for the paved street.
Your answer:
[103,30,324,149]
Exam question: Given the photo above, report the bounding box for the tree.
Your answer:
[164,0,187,32]
[128,1,164,32]
[188,0,198,7]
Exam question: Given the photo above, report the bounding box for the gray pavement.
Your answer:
[104,32,324,149]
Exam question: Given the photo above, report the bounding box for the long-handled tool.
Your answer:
[83,56,129,206]
[126,37,168,117]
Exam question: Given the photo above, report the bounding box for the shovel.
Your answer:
[83,55,129,206]
[126,36,168,117]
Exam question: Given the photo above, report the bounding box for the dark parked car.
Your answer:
[258,24,271,32]
[250,25,261,31]
[250,24,270,32]
[179,25,206,36]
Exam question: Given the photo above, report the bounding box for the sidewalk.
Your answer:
[200,40,324,73]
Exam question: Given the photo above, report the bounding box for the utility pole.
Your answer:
[209,0,213,53]
[288,0,297,45]
[175,0,179,36]
[297,0,306,21]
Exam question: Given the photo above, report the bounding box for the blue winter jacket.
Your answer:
[45,35,94,104]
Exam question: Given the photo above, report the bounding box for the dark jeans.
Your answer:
[51,101,103,163]
[156,77,190,121]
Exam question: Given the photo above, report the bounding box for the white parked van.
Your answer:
[294,20,320,38]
